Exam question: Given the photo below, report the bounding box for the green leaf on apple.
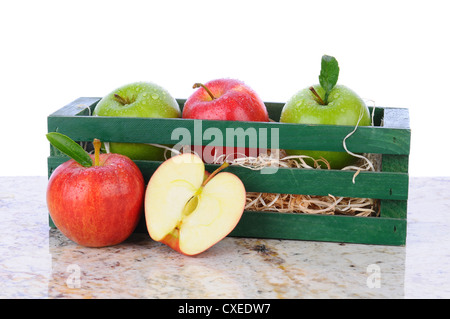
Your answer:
[319,55,340,104]
[46,132,93,167]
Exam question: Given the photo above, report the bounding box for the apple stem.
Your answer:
[114,94,129,105]
[309,86,325,105]
[93,138,101,166]
[193,83,216,100]
[201,162,229,187]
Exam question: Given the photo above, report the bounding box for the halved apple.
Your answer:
[144,153,246,256]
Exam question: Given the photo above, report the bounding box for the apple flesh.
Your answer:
[182,78,269,162]
[280,84,371,169]
[47,153,145,247]
[145,153,246,256]
[93,81,181,161]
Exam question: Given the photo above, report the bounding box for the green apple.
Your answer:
[93,81,181,161]
[280,56,371,169]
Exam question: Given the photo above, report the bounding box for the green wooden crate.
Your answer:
[47,97,410,246]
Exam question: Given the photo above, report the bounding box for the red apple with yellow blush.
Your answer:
[46,133,145,247]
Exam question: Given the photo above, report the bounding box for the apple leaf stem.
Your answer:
[46,132,93,167]
[193,83,216,100]
[309,86,325,105]
[93,138,101,166]
[201,162,229,187]
[114,94,129,105]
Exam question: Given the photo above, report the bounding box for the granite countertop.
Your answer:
[1,176,449,299]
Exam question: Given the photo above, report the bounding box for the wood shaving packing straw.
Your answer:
[342,109,375,184]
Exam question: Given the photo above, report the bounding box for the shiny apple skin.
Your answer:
[93,81,181,161]
[280,84,371,169]
[47,153,145,247]
[182,78,269,122]
[182,78,269,162]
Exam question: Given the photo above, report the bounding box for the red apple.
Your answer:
[182,78,269,162]
[47,138,145,247]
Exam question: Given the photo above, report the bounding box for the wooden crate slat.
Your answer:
[143,160,409,201]
[223,165,408,200]
[229,211,407,246]
[48,157,408,200]
[47,203,407,246]
[48,117,410,156]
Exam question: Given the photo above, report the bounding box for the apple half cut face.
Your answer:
[144,153,246,256]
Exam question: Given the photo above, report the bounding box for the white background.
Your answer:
[1,0,448,177]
